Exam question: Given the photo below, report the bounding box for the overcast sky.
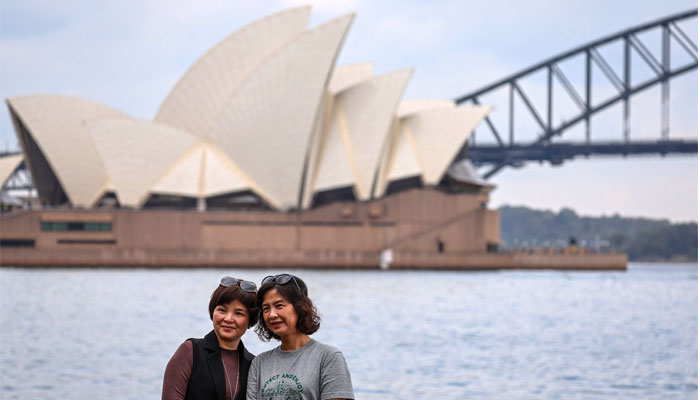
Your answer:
[0,0,697,221]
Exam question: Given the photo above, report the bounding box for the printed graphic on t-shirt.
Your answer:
[261,373,304,400]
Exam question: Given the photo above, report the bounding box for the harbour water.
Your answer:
[0,263,696,399]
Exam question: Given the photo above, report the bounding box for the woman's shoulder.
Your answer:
[166,340,193,367]
[184,336,205,353]
[309,339,343,355]
[186,331,211,347]
[304,341,351,378]
[240,340,256,362]
[177,339,194,352]
[251,346,280,362]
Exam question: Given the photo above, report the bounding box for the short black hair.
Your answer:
[208,281,259,328]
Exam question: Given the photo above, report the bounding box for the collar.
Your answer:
[203,330,254,361]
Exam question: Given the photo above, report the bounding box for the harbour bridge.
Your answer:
[455,9,698,178]
[1,9,697,194]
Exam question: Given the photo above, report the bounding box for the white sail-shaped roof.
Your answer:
[396,98,455,117]
[0,154,23,188]
[327,62,374,94]
[446,159,493,187]
[373,118,419,198]
[7,95,127,207]
[151,143,249,198]
[300,62,374,207]
[154,7,311,140]
[200,145,251,197]
[86,118,197,207]
[307,101,355,194]
[405,105,492,184]
[375,99,456,197]
[150,144,203,197]
[209,14,355,209]
[387,120,423,181]
[311,68,413,200]
[6,8,494,211]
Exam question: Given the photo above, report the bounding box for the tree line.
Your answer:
[499,205,698,262]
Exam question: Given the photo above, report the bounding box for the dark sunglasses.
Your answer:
[220,276,257,293]
[262,274,306,295]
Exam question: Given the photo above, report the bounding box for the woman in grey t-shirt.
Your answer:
[247,274,354,400]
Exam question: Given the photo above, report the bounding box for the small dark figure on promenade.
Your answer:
[162,277,258,400]
[569,236,578,247]
[436,235,445,253]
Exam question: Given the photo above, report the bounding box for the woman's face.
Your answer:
[212,299,250,348]
[261,288,299,338]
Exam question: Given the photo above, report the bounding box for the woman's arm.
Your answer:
[161,341,193,400]
[246,357,260,400]
[320,351,354,400]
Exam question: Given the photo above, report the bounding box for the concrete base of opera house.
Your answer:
[0,247,627,270]
[0,187,627,271]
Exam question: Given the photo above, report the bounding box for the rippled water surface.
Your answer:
[1,264,697,399]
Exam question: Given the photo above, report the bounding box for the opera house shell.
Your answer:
[0,7,530,269]
[7,6,490,211]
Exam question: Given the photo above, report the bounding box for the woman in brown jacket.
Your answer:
[162,277,258,400]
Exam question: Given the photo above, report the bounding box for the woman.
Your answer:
[247,274,354,400]
[162,276,258,400]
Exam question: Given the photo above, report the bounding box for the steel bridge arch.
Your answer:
[455,9,698,178]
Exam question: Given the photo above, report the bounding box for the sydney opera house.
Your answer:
[0,7,626,269]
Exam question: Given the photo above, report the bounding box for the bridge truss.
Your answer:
[456,9,698,178]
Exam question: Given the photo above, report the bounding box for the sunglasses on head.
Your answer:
[220,276,257,293]
[262,274,306,295]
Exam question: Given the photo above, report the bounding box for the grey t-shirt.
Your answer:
[247,339,354,400]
